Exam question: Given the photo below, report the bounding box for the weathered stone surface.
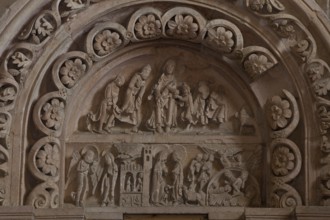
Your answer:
[0,0,330,219]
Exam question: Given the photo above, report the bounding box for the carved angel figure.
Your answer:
[87,75,125,133]
[147,59,179,133]
[100,150,118,207]
[65,146,100,207]
[118,64,151,132]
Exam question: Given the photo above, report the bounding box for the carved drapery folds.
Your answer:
[0,0,328,213]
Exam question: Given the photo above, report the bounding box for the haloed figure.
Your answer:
[147,59,178,133]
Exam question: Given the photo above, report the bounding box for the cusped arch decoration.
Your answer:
[0,0,330,218]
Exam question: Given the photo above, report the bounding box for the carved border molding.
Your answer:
[245,0,330,206]
[265,89,302,207]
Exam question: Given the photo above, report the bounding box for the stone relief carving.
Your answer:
[18,10,60,44]
[4,2,281,207]
[64,143,261,208]
[65,145,100,206]
[83,58,258,135]
[265,90,302,208]
[2,0,324,210]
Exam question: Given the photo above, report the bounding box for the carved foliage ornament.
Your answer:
[245,0,330,205]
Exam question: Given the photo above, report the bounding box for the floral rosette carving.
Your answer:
[59,58,87,88]
[166,14,199,40]
[52,51,92,90]
[41,98,65,131]
[206,27,235,53]
[266,95,292,130]
[28,137,61,182]
[270,138,302,207]
[86,22,128,61]
[36,143,60,177]
[243,53,274,79]
[93,30,123,56]
[272,146,294,176]
[134,14,162,39]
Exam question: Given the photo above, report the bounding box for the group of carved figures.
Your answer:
[66,145,259,207]
[66,146,118,207]
[87,59,229,133]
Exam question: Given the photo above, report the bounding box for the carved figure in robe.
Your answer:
[87,75,125,133]
[205,91,227,124]
[172,151,184,204]
[187,153,203,191]
[136,172,143,192]
[66,147,99,207]
[193,81,210,126]
[100,151,118,207]
[118,65,151,132]
[147,59,179,133]
[176,82,196,130]
[197,154,214,193]
[151,151,168,205]
[126,175,133,192]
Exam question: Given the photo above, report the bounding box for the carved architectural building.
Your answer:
[0,0,330,219]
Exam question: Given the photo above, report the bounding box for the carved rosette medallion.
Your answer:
[265,90,302,207]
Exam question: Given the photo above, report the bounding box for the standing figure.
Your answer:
[126,175,133,192]
[176,83,196,130]
[100,151,118,207]
[193,81,210,126]
[205,91,227,125]
[151,151,168,205]
[136,172,143,192]
[197,154,214,193]
[75,149,98,207]
[147,59,179,133]
[119,65,151,132]
[87,75,125,133]
[187,153,203,191]
[172,151,184,204]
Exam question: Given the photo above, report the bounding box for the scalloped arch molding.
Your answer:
[1,0,330,219]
